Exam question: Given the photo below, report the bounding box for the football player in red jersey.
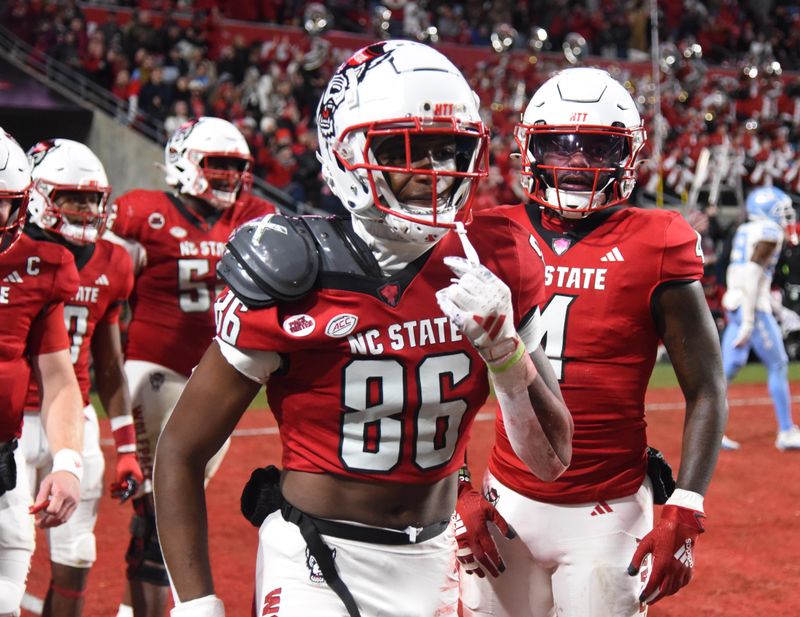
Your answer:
[0,128,84,615]
[154,40,572,617]
[15,138,144,617]
[455,68,728,616]
[107,116,277,617]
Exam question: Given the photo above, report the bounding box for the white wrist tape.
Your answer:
[665,488,705,513]
[52,448,84,483]
[171,595,225,617]
[109,414,134,432]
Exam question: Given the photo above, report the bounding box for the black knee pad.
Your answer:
[125,498,169,587]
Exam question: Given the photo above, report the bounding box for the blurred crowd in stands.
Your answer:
[3,0,799,214]
[3,1,800,339]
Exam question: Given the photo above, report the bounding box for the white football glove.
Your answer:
[436,256,519,364]
[171,595,225,617]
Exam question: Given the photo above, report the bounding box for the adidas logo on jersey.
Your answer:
[600,247,624,262]
[95,274,110,286]
[590,501,614,516]
[2,271,23,283]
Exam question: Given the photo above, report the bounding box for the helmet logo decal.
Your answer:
[28,140,59,167]
[569,112,588,122]
[318,42,394,141]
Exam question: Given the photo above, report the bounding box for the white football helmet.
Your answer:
[515,67,646,216]
[164,116,253,209]
[316,40,489,244]
[0,127,32,255]
[27,139,111,245]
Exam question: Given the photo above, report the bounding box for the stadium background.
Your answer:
[1,0,799,614]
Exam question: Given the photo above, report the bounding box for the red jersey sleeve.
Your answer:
[109,190,145,240]
[54,248,80,303]
[659,212,705,284]
[214,289,304,354]
[232,193,279,226]
[28,302,70,356]
[101,245,134,324]
[512,225,546,328]
[28,250,79,355]
[474,213,545,329]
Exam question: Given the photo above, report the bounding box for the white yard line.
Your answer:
[99,394,790,445]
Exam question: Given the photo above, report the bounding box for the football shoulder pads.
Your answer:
[218,214,380,308]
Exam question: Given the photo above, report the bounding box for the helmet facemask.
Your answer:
[31,180,111,245]
[770,194,798,245]
[335,117,488,243]
[0,189,30,255]
[515,122,645,218]
[180,150,253,210]
[164,117,254,210]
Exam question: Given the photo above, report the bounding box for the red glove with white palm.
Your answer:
[454,475,515,578]
[628,494,705,605]
[109,415,144,502]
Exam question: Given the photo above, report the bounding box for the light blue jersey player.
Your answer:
[721,186,800,450]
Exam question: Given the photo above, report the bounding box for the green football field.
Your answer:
[647,360,800,388]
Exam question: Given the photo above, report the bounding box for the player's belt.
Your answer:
[0,439,16,452]
[281,501,449,545]
[281,501,449,617]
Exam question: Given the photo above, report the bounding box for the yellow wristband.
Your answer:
[488,340,527,373]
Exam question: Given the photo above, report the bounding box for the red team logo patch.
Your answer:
[378,283,400,306]
[283,314,316,337]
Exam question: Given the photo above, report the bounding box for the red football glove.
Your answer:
[110,452,144,502]
[454,482,515,578]
[628,505,706,605]
[110,416,143,503]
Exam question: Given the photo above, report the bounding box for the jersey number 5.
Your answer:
[178,258,215,312]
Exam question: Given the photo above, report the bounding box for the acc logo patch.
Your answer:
[325,314,358,338]
[148,212,165,230]
[169,226,188,239]
[283,314,315,337]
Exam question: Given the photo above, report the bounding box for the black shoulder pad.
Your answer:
[218,215,319,309]
[300,216,381,277]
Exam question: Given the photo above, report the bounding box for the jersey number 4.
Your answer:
[540,294,578,380]
[342,354,471,473]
